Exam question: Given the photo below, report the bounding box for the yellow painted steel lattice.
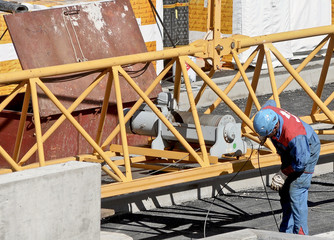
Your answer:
[0,1,333,198]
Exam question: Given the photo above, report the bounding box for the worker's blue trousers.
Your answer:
[278,138,320,235]
[279,172,312,234]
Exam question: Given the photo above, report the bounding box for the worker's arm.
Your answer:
[285,135,310,173]
[270,135,310,191]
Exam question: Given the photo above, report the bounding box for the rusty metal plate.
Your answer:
[5,0,160,116]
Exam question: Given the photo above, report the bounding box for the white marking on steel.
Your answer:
[82,2,106,31]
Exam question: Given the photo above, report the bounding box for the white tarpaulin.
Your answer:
[289,0,331,55]
[233,0,331,66]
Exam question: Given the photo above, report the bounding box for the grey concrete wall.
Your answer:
[0,161,101,240]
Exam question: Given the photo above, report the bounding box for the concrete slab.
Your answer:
[100,231,133,240]
[101,171,334,239]
[315,231,334,238]
[199,229,333,240]
[0,161,101,240]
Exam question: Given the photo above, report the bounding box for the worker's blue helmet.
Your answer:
[253,109,278,136]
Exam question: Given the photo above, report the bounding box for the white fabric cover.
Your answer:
[233,0,331,66]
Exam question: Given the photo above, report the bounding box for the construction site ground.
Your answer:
[101,172,334,239]
[100,76,334,239]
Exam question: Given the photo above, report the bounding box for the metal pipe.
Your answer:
[29,78,46,166]
[101,59,175,149]
[95,69,113,147]
[270,35,329,101]
[113,66,132,180]
[186,58,277,152]
[0,44,205,84]
[0,1,28,13]
[238,25,334,49]
[180,56,209,165]
[18,70,108,165]
[264,44,280,108]
[311,35,334,114]
[34,78,127,181]
[193,67,215,111]
[117,67,207,167]
[13,83,30,162]
[0,145,21,171]
[270,44,334,123]
[0,81,26,112]
[204,47,259,114]
[232,50,261,110]
[173,58,182,103]
[242,47,264,126]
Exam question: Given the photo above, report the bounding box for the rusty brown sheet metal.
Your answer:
[4,0,160,116]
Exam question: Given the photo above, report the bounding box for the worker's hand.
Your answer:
[259,136,267,146]
[270,170,288,191]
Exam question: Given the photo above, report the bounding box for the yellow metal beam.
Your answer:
[101,151,283,198]
[0,16,333,199]
[18,70,109,165]
[13,83,30,162]
[0,45,205,85]
[101,59,175,149]
[34,78,127,182]
[117,66,208,167]
[264,44,280,108]
[312,35,334,114]
[29,78,46,167]
[110,144,218,164]
[180,56,209,165]
[113,66,132,181]
[270,43,334,123]
[237,25,334,49]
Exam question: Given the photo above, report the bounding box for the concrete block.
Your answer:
[100,231,133,240]
[0,161,101,240]
[200,229,333,240]
[315,231,334,238]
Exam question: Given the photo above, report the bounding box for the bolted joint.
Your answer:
[215,44,224,52]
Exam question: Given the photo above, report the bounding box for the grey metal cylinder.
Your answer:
[171,111,223,127]
[0,1,28,13]
[124,109,159,136]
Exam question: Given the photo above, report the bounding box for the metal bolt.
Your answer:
[215,45,223,51]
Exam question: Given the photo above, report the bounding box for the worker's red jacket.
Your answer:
[262,100,320,174]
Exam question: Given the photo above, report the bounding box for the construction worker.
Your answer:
[253,100,320,235]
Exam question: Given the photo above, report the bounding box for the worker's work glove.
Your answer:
[270,170,288,191]
[259,136,267,146]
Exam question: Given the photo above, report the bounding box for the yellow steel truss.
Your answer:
[0,1,333,198]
